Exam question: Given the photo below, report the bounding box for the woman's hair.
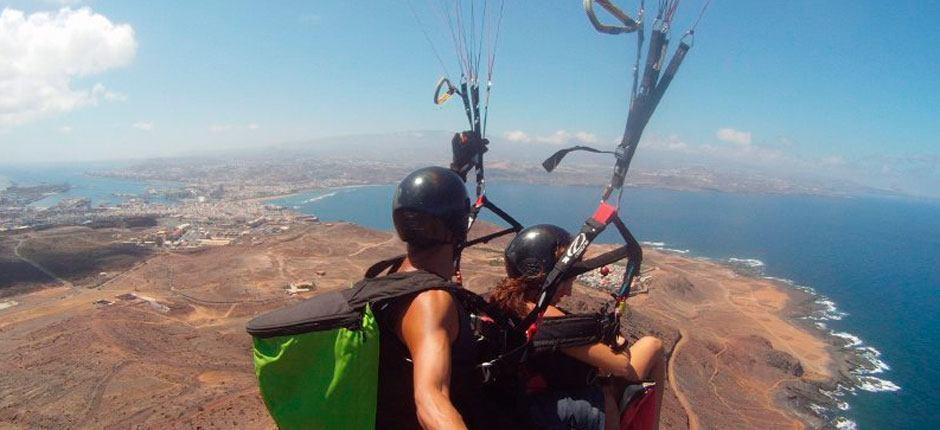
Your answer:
[490,245,567,317]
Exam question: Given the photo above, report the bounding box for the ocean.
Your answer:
[270,182,940,430]
[0,162,177,207]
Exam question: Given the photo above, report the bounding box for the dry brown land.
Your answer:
[0,223,832,429]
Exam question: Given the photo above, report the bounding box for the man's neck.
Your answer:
[400,243,456,280]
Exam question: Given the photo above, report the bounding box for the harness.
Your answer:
[517,0,710,353]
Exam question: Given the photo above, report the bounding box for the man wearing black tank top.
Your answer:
[374,166,513,429]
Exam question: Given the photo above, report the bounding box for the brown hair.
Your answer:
[489,275,543,318]
[489,245,568,318]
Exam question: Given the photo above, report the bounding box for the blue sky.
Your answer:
[0,1,937,196]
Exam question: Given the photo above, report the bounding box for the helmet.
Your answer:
[392,166,470,247]
[504,224,572,278]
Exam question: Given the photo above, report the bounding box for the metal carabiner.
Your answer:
[433,77,458,105]
[584,0,640,35]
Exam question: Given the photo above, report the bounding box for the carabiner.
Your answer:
[433,77,458,105]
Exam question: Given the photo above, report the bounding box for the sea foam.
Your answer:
[833,417,858,430]
[739,255,901,422]
[640,240,690,254]
[728,257,765,268]
[302,191,338,204]
[830,331,863,348]
[856,375,902,392]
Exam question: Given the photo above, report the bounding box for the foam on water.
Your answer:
[834,417,858,430]
[856,346,891,373]
[816,298,848,320]
[737,255,901,424]
[728,257,765,268]
[0,300,18,310]
[857,375,901,392]
[639,240,690,254]
[830,331,863,348]
[302,191,338,204]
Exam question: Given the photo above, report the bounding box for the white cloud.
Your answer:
[716,128,752,146]
[503,129,599,145]
[535,130,597,145]
[643,134,689,152]
[573,131,598,144]
[133,121,153,131]
[248,123,260,130]
[59,125,72,134]
[0,7,136,128]
[503,130,531,143]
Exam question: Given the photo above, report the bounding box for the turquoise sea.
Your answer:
[270,182,940,430]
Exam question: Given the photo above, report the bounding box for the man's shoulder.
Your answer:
[409,288,460,313]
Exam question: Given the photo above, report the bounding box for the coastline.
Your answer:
[247,183,393,205]
[644,244,899,430]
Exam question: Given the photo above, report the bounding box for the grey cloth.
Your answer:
[525,385,606,430]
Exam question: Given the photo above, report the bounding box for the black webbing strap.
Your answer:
[364,255,406,279]
[542,145,617,173]
[461,195,523,249]
[518,203,618,336]
[567,244,630,278]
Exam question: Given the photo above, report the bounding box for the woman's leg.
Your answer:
[626,336,666,430]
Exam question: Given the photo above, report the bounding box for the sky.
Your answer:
[0,1,937,196]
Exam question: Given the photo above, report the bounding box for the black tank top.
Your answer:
[375,288,500,429]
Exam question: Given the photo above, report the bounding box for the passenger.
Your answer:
[374,166,512,430]
[489,224,666,430]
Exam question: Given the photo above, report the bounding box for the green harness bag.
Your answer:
[246,271,455,430]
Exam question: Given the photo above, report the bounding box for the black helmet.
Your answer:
[393,166,470,247]
[504,224,572,278]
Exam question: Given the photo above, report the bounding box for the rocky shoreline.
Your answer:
[726,259,898,430]
[572,242,892,429]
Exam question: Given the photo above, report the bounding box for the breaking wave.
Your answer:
[727,257,765,268]
[830,331,863,348]
[640,240,690,254]
[833,417,858,430]
[740,256,901,425]
[856,375,901,392]
[302,191,338,204]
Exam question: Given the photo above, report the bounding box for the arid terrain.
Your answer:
[0,222,838,429]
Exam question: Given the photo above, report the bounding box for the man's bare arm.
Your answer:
[397,290,467,430]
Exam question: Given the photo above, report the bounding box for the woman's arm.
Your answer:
[543,306,641,380]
